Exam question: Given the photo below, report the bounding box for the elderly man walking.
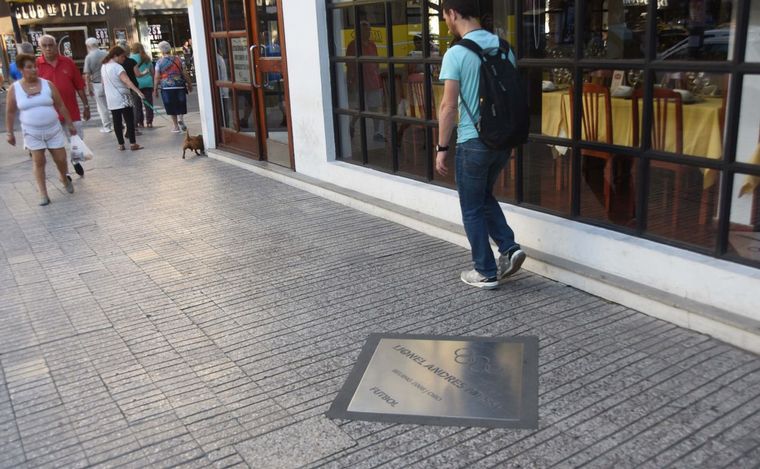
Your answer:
[83,37,111,134]
[36,34,91,177]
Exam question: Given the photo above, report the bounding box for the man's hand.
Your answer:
[435,151,448,176]
[82,107,91,121]
[186,83,193,93]
[68,124,77,136]
[89,88,94,97]
[7,133,16,146]
[154,89,159,98]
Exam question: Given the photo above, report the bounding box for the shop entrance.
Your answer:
[206,0,293,168]
[42,26,88,66]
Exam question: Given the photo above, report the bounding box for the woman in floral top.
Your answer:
[153,41,193,132]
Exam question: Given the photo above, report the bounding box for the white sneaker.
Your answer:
[99,128,113,133]
[460,270,499,290]
[498,248,526,282]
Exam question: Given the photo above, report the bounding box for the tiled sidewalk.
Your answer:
[1,110,759,469]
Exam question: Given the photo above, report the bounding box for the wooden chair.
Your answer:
[569,83,615,213]
[398,73,428,168]
[632,87,689,228]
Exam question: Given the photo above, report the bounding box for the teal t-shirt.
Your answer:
[439,29,516,143]
[130,53,154,89]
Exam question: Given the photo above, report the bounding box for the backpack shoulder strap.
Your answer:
[455,38,484,59]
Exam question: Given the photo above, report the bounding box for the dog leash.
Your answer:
[141,99,174,123]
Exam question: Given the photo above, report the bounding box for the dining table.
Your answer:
[540,90,726,189]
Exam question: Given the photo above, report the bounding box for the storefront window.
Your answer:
[728,173,760,264]
[647,162,721,249]
[331,8,356,57]
[580,151,637,227]
[655,0,735,62]
[327,0,760,266]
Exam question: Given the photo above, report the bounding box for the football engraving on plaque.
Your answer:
[327,334,538,429]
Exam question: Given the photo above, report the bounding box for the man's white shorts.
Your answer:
[22,123,66,151]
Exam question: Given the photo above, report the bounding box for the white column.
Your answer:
[187,0,216,150]
[281,0,336,173]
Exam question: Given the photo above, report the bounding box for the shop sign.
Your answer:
[147,25,162,42]
[29,31,44,48]
[5,36,18,63]
[231,37,251,84]
[95,28,109,47]
[623,0,668,7]
[13,2,109,21]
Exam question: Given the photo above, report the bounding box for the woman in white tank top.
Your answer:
[5,54,78,205]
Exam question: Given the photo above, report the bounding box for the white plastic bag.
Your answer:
[70,135,94,162]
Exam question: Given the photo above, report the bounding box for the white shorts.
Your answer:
[22,123,66,151]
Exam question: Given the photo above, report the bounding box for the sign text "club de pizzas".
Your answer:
[13,2,109,21]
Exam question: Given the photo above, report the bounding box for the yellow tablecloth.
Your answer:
[739,143,760,197]
[541,92,724,188]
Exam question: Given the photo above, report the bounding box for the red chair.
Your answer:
[569,83,615,213]
[632,88,689,228]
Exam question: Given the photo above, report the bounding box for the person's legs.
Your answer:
[30,150,48,201]
[483,150,518,254]
[123,107,137,145]
[112,109,125,146]
[161,89,181,131]
[176,90,187,130]
[132,91,144,127]
[455,139,498,279]
[49,147,72,193]
[142,88,154,126]
[93,83,112,131]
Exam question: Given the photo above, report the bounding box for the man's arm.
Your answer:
[435,79,460,176]
[76,87,91,120]
[72,59,91,120]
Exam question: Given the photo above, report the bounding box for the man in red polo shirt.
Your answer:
[37,34,91,177]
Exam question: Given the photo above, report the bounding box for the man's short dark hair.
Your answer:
[441,0,480,19]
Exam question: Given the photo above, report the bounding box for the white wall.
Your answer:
[187,0,216,151]
[195,0,760,328]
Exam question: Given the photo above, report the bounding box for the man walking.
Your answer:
[83,37,112,133]
[9,43,35,82]
[37,35,90,177]
[435,0,525,289]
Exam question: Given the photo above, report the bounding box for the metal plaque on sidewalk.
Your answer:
[327,334,538,429]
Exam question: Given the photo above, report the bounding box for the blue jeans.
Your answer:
[455,138,519,278]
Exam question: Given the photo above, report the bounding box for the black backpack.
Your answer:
[456,38,529,150]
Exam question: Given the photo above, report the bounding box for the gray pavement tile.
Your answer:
[0,106,758,468]
[236,416,356,468]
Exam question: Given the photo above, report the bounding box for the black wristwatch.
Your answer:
[435,144,449,152]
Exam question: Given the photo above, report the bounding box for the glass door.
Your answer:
[250,0,293,168]
[209,0,262,158]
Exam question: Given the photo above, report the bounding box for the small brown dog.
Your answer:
[182,129,205,159]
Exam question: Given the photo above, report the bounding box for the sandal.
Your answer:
[118,145,125,151]
[130,144,144,151]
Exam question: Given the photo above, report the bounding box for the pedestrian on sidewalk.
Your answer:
[434,0,526,289]
[5,54,77,206]
[101,46,145,151]
[8,43,33,82]
[116,40,145,137]
[83,38,112,134]
[130,43,155,128]
[154,41,192,133]
[37,34,90,178]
